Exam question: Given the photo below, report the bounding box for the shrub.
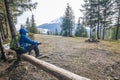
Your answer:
[28,33,34,40]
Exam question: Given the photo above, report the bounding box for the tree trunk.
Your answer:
[99,24,102,39]
[115,8,120,40]
[102,7,107,40]
[4,16,9,38]
[115,26,119,40]
[1,24,8,39]
[90,28,92,38]
[4,0,16,38]
[0,23,5,40]
[102,26,105,40]
[97,0,100,39]
[0,34,6,62]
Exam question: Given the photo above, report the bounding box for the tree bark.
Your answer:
[102,7,107,40]
[0,34,6,62]
[97,0,100,39]
[0,23,5,40]
[4,15,9,38]
[4,0,16,38]
[115,8,120,40]
[102,25,105,40]
[1,23,8,39]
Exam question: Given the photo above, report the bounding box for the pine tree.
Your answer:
[30,14,38,33]
[81,0,95,38]
[26,17,32,32]
[55,29,58,35]
[61,3,75,37]
[81,0,114,40]
[115,0,120,40]
[20,24,25,28]
[75,18,88,37]
[101,0,113,39]
[10,0,37,24]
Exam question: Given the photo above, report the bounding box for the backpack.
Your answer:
[10,34,23,50]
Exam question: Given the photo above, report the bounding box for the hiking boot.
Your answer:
[36,54,42,58]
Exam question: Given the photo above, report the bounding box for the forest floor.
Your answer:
[0,34,120,80]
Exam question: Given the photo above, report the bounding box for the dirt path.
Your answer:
[0,34,120,80]
[37,35,120,80]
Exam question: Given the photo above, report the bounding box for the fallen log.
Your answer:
[21,54,90,80]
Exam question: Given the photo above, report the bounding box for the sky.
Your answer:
[16,0,84,30]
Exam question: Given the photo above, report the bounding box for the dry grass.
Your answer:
[101,40,120,53]
[34,34,120,80]
[1,34,120,80]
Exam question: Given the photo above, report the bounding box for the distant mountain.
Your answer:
[37,17,63,34]
[37,17,90,36]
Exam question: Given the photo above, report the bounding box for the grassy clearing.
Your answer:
[35,34,120,54]
[101,40,120,53]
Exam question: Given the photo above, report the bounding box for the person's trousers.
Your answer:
[16,44,40,61]
[26,44,40,57]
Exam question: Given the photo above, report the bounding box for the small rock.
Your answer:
[8,55,14,58]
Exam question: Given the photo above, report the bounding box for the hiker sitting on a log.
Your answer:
[15,28,42,60]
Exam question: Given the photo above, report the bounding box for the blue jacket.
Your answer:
[19,28,38,52]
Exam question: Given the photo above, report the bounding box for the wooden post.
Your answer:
[21,54,90,80]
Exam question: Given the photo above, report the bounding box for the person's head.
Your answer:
[19,28,28,35]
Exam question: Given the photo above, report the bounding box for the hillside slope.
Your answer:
[0,34,120,80]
